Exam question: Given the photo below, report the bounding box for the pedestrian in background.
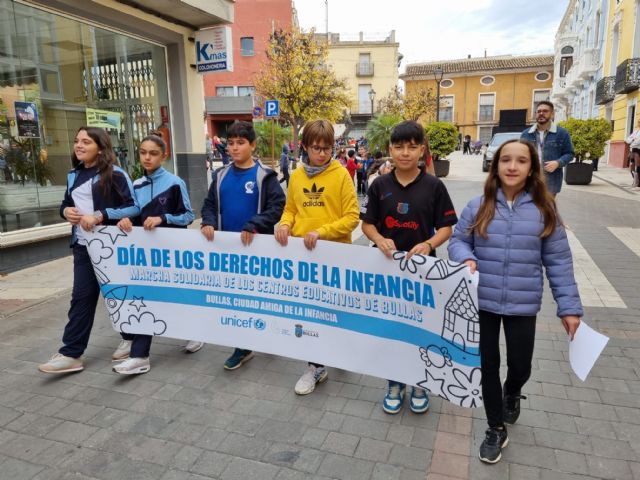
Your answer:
[448,138,582,464]
[346,149,357,183]
[114,134,196,374]
[279,143,291,185]
[521,101,574,197]
[625,118,640,188]
[275,119,359,395]
[39,127,139,374]
[463,134,471,155]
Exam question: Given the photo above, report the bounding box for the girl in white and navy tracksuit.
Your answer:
[57,128,139,362]
[121,135,195,362]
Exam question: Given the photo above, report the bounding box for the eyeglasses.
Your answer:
[309,145,332,154]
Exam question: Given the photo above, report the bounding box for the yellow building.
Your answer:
[320,31,401,137]
[597,0,640,167]
[401,55,554,144]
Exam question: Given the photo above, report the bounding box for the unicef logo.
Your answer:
[254,319,266,331]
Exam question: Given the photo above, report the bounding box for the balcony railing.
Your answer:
[356,62,374,76]
[595,76,616,105]
[580,47,600,79]
[551,77,567,100]
[614,58,640,94]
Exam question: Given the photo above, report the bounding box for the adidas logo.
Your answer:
[303,183,325,207]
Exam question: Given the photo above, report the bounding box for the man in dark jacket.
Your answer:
[521,101,574,196]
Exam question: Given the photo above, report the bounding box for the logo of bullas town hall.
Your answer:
[294,323,319,338]
[303,183,325,207]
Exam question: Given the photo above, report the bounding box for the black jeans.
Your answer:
[479,310,536,428]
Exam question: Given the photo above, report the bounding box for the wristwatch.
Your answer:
[93,210,104,224]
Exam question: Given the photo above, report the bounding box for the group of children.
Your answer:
[38,118,582,465]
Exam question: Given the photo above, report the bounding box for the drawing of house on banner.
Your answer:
[442,279,479,354]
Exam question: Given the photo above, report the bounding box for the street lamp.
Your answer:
[368,88,376,117]
[433,66,444,122]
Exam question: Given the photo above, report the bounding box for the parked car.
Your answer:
[482,132,522,172]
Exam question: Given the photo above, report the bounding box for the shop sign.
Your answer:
[195,26,233,73]
[14,102,40,138]
[86,108,122,131]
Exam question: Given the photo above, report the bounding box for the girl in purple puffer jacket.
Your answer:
[448,139,582,465]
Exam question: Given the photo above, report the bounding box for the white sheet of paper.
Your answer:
[569,321,609,381]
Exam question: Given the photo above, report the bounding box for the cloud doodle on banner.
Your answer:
[120,312,167,336]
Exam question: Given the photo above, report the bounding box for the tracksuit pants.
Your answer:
[59,245,100,358]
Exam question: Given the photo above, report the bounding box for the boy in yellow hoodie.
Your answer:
[275,119,360,394]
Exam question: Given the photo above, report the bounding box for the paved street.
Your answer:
[1,153,639,480]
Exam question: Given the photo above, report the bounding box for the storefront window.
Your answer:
[0,0,171,233]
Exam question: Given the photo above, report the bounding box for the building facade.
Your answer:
[0,0,233,273]
[202,0,294,137]
[402,55,554,144]
[551,0,609,121]
[323,31,401,138]
[598,0,640,167]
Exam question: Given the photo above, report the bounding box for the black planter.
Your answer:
[434,159,450,178]
[564,162,593,185]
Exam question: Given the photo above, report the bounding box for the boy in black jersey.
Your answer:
[360,120,458,415]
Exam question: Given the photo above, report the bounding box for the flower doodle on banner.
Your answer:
[103,285,128,324]
[447,367,482,408]
[420,345,453,369]
[86,238,113,265]
[392,251,427,274]
[96,225,128,245]
[120,312,167,336]
[425,259,468,280]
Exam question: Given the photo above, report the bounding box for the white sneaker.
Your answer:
[112,357,150,375]
[184,341,204,353]
[38,353,84,374]
[294,365,328,395]
[112,340,132,361]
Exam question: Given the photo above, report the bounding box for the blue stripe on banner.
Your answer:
[102,284,480,365]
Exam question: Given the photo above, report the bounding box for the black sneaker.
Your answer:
[479,426,509,464]
[503,393,526,424]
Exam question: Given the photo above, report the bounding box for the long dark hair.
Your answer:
[470,139,558,238]
[72,127,116,197]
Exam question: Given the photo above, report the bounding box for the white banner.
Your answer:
[84,227,482,408]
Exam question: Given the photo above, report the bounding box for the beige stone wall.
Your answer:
[326,43,399,114]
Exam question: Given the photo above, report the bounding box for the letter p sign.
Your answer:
[265,100,279,118]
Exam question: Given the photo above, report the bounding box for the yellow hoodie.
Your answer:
[280,159,359,243]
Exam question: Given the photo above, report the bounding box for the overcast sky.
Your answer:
[294,0,568,74]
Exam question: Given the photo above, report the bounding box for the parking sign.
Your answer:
[265,100,279,118]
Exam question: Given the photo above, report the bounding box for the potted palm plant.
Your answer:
[424,121,458,177]
[558,118,612,185]
[365,114,403,155]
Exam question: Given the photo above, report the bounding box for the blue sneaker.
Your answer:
[382,381,405,414]
[224,348,254,370]
[409,387,430,414]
